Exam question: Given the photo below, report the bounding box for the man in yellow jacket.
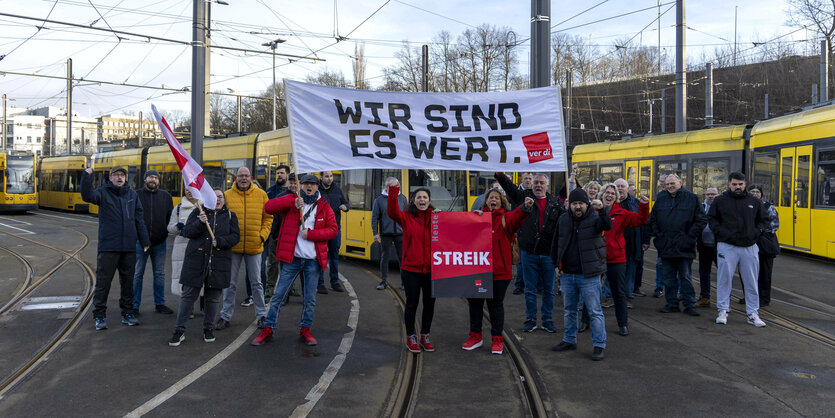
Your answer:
[216,166,273,330]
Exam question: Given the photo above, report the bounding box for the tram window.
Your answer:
[639,166,651,197]
[656,161,688,188]
[203,166,226,192]
[576,165,597,187]
[343,169,370,210]
[161,167,181,197]
[409,169,466,212]
[753,152,778,204]
[599,164,622,185]
[5,155,35,194]
[57,171,67,192]
[816,150,835,207]
[67,171,81,192]
[626,166,637,186]
[255,156,269,187]
[378,169,401,194]
[470,171,495,198]
[692,159,728,199]
[796,155,810,208]
[128,166,139,190]
[0,170,4,192]
[781,156,792,207]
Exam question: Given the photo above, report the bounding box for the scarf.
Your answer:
[302,190,320,205]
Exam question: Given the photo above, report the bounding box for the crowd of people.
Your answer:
[80,165,779,360]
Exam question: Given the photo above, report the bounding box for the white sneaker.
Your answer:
[715,311,728,324]
[747,313,766,327]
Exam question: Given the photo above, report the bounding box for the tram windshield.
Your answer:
[5,155,36,194]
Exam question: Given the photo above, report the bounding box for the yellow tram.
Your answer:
[38,155,89,212]
[0,151,38,212]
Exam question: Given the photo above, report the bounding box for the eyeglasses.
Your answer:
[237,174,251,178]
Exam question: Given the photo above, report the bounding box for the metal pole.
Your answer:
[138,111,143,147]
[658,0,662,74]
[237,95,242,133]
[421,44,429,92]
[648,100,654,133]
[675,0,686,132]
[530,0,551,88]
[191,0,206,165]
[821,39,829,103]
[565,70,572,146]
[764,93,769,119]
[813,83,819,104]
[271,46,276,130]
[67,58,72,155]
[705,62,713,128]
[733,6,738,67]
[661,89,667,133]
[1,94,5,151]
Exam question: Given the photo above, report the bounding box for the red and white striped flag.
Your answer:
[151,104,217,210]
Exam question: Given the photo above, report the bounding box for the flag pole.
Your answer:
[198,203,217,241]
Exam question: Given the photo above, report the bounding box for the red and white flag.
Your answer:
[151,104,217,210]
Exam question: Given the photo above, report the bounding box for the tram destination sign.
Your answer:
[285,80,567,173]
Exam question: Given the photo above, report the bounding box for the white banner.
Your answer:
[285,80,567,173]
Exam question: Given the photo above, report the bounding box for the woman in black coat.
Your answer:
[169,189,240,346]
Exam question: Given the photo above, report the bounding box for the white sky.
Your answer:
[0,0,812,118]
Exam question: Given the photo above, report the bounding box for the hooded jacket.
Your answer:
[484,205,529,281]
[81,171,151,252]
[265,193,338,271]
[180,206,240,289]
[387,186,433,274]
[648,187,707,259]
[604,201,649,264]
[224,183,272,254]
[136,186,173,245]
[707,189,768,247]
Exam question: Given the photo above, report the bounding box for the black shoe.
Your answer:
[215,318,230,330]
[658,305,680,313]
[257,317,266,329]
[577,321,589,333]
[331,282,345,292]
[555,289,562,296]
[541,321,557,333]
[652,288,664,298]
[376,281,388,290]
[591,347,605,361]
[618,326,629,336]
[552,341,577,352]
[683,307,700,316]
[203,329,216,343]
[738,298,746,305]
[155,305,174,314]
[169,330,185,347]
[317,285,329,295]
[512,287,524,295]
[760,301,769,307]
[522,319,538,332]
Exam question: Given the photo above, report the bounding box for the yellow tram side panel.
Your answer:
[0,152,38,211]
[89,148,147,214]
[38,155,88,212]
[750,104,835,258]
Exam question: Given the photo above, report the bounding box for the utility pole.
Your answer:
[675,0,686,132]
[530,0,551,88]
[262,38,286,131]
[138,111,143,147]
[191,0,207,165]
[67,58,72,156]
[421,45,429,92]
[705,62,713,128]
[658,0,662,74]
[821,39,829,103]
[641,98,662,133]
[813,83,819,104]
[661,89,667,133]
[733,6,738,67]
[1,94,6,151]
[764,93,769,119]
[237,95,242,133]
[565,70,572,146]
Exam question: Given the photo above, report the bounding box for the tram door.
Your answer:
[626,159,653,200]
[779,146,812,249]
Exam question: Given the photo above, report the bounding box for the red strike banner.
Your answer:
[430,212,493,298]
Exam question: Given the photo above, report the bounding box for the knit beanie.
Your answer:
[569,188,591,205]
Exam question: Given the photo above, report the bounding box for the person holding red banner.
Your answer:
[388,185,439,353]
[599,183,650,337]
[462,190,534,354]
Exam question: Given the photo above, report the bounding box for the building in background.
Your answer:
[97,114,161,151]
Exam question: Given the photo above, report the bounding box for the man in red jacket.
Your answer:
[251,174,338,346]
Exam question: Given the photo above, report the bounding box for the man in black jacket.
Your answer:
[648,174,707,316]
[496,172,564,333]
[371,177,407,290]
[132,169,174,314]
[709,172,768,327]
[319,171,349,293]
[81,166,151,330]
[551,188,611,361]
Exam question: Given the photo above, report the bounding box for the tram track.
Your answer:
[0,223,96,398]
[0,245,35,313]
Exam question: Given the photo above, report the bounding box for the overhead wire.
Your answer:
[0,0,59,62]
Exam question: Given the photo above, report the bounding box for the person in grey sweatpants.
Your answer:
[709,172,768,327]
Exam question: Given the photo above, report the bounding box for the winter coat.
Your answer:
[604,202,649,264]
[224,183,272,255]
[707,189,767,247]
[387,186,433,274]
[495,173,564,255]
[648,187,707,259]
[372,192,406,236]
[80,171,150,252]
[698,201,716,247]
[485,206,529,281]
[167,199,199,295]
[265,193,338,271]
[551,207,612,278]
[619,195,647,257]
[180,206,240,289]
[136,187,173,245]
[319,182,349,225]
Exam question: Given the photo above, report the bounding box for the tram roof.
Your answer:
[750,103,835,148]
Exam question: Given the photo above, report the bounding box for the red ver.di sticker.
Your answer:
[522,131,554,164]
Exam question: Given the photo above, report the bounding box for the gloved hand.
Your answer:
[176,222,185,230]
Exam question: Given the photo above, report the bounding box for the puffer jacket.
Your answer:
[551,207,612,278]
[605,201,649,264]
[708,189,767,247]
[265,193,338,271]
[648,187,707,259]
[81,171,150,252]
[484,206,529,281]
[167,198,199,295]
[180,206,240,289]
[224,183,272,254]
[387,186,432,274]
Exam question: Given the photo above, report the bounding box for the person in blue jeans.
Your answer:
[551,188,611,361]
[132,169,174,314]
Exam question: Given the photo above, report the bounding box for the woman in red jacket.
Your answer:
[600,183,649,336]
[463,190,533,354]
[388,185,438,353]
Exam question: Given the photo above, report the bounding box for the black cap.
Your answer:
[144,169,160,179]
[288,172,296,180]
[569,188,591,205]
[110,166,127,176]
[299,174,319,184]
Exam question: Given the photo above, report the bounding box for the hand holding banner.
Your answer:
[430,212,493,298]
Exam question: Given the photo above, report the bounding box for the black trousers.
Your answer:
[467,279,511,337]
[698,244,717,299]
[402,270,434,335]
[379,235,403,282]
[633,253,645,291]
[606,263,628,327]
[93,251,137,318]
[758,254,775,304]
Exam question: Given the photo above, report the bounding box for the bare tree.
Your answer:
[305,67,348,88]
[353,42,367,90]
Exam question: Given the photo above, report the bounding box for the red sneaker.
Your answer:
[491,336,504,354]
[300,326,317,346]
[419,333,435,351]
[461,332,483,351]
[405,335,420,353]
[251,327,273,346]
